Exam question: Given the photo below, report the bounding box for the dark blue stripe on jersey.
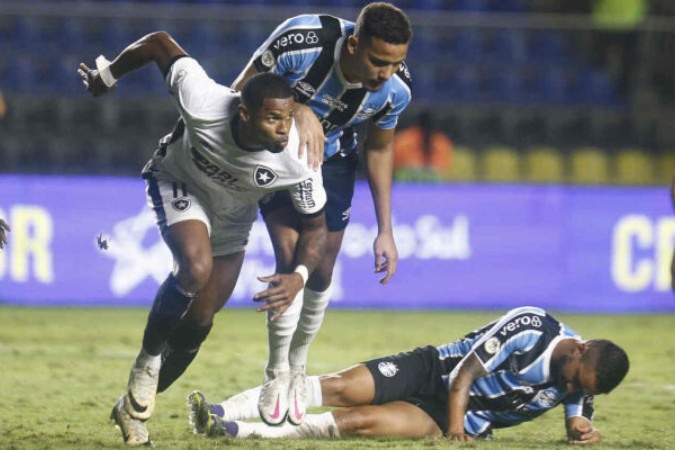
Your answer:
[371,101,393,124]
[469,381,552,413]
[323,88,367,134]
[395,61,413,92]
[474,311,553,363]
[338,127,355,153]
[290,15,342,105]
[502,324,558,372]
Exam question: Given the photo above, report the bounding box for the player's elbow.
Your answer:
[141,31,186,69]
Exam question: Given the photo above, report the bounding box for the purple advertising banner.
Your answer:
[0,175,673,312]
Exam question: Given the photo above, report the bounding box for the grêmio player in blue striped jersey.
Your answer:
[230,2,413,426]
[189,307,629,445]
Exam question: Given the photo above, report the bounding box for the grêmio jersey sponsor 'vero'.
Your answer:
[143,57,326,224]
[437,306,594,436]
[247,14,413,159]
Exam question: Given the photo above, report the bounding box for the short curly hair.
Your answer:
[354,2,413,45]
[241,72,293,109]
[583,339,629,394]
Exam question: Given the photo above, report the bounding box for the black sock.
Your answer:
[142,273,198,356]
[157,321,212,393]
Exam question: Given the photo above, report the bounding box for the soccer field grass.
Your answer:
[0,307,673,449]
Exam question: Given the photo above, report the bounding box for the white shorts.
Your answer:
[144,175,253,256]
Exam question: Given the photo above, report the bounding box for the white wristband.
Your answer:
[293,264,309,286]
[95,55,117,88]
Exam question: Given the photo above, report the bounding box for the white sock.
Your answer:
[265,289,303,378]
[134,347,161,369]
[289,285,331,369]
[215,375,322,420]
[215,385,262,421]
[235,412,340,439]
[307,375,323,407]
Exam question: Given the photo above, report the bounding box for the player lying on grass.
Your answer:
[78,32,327,446]
[188,306,629,444]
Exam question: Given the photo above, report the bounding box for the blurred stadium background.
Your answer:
[0,0,675,309]
[1,0,675,181]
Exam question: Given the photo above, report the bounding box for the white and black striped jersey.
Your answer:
[144,57,326,224]
[247,14,413,159]
[437,307,594,436]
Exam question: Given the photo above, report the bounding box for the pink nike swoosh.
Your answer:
[294,394,303,421]
[269,395,281,420]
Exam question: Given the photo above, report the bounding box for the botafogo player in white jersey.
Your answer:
[78,31,327,447]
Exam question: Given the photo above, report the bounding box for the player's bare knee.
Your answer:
[177,256,212,291]
[334,408,377,436]
[320,374,348,403]
[321,373,367,406]
[307,264,333,291]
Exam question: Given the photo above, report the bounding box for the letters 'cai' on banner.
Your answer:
[0,175,673,312]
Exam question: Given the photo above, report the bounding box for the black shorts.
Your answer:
[259,152,358,232]
[365,346,450,435]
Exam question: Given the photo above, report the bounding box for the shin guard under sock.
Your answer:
[142,273,198,356]
[157,321,212,393]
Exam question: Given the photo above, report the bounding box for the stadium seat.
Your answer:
[12,16,44,51]
[569,146,610,185]
[579,68,621,107]
[444,145,477,181]
[0,136,23,172]
[537,65,570,105]
[449,29,483,62]
[444,64,482,103]
[481,145,522,182]
[487,66,525,104]
[614,148,656,186]
[528,30,570,64]
[524,146,565,184]
[484,28,528,63]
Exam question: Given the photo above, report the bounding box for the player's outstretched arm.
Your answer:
[78,31,188,97]
[566,416,602,445]
[446,353,486,441]
[0,217,10,250]
[364,124,398,284]
[254,211,327,320]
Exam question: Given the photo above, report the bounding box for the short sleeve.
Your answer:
[564,393,595,421]
[165,57,233,122]
[288,168,326,215]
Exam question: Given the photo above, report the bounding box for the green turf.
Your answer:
[0,307,673,449]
